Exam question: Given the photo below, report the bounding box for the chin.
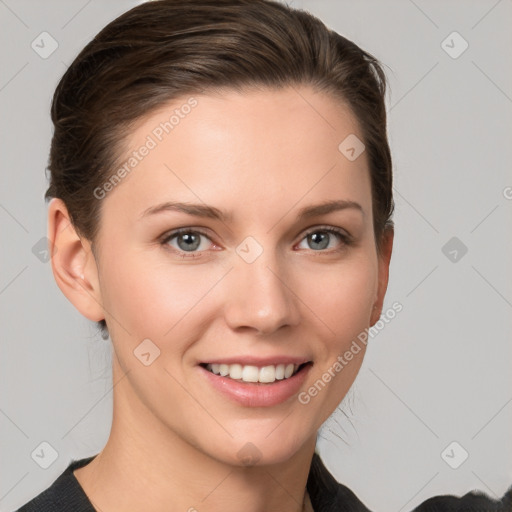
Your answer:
[206,430,311,468]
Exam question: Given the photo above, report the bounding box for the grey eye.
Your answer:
[176,232,202,251]
[307,232,331,250]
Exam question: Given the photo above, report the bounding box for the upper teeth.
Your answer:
[205,363,299,383]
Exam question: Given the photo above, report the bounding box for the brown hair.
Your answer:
[46,0,394,337]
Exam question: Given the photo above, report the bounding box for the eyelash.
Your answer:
[160,226,353,259]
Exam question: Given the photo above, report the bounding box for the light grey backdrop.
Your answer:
[1,1,511,511]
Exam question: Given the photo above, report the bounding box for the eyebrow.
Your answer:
[139,199,364,222]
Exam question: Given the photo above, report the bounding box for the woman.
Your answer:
[16,1,511,511]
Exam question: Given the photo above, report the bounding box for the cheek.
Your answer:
[295,258,376,424]
[99,251,224,341]
[296,254,377,342]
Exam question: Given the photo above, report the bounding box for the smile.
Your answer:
[202,362,306,384]
[198,361,313,407]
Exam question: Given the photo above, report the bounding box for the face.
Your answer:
[80,86,391,466]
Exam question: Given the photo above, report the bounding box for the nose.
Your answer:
[223,251,301,336]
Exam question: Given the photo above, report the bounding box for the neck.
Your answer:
[73,360,317,512]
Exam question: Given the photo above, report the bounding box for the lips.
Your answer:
[201,355,311,366]
[198,361,313,407]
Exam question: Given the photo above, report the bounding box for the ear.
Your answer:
[370,227,394,326]
[47,198,105,322]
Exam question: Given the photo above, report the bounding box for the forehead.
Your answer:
[102,86,371,224]
[132,85,363,151]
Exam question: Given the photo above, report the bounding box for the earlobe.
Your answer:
[370,228,394,326]
[47,198,105,322]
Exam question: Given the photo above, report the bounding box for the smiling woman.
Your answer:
[15,1,511,512]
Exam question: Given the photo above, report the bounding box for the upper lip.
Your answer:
[200,356,312,367]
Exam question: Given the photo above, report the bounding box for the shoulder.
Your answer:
[308,452,373,511]
[308,452,512,512]
[14,455,97,512]
[410,486,512,512]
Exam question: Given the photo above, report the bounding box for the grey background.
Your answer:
[1,1,511,511]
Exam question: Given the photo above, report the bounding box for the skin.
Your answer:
[49,85,393,512]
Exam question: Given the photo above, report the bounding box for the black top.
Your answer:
[15,452,512,511]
